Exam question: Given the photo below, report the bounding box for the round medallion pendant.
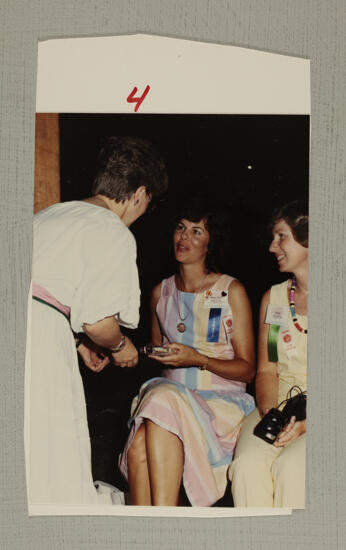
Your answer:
[177,322,186,333]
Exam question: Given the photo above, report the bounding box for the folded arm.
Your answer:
[81,315,138,369]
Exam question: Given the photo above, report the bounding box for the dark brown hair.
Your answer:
[92,136,168,201]
[173,195,231,273]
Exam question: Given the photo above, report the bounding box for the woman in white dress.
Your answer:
[26,136,168,507]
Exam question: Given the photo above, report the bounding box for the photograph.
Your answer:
[25,34,310,516]
[28,110,309,511]
[2,2,345,549]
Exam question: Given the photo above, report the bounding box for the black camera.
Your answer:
[254,387,306,444]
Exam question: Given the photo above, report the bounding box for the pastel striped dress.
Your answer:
[119,274,255,506]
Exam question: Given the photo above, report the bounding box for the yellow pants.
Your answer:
[229,409,306,508]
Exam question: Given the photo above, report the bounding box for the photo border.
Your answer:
[1,2,345,549]
[29,36,310,517]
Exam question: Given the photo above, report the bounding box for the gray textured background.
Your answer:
[1,1,345,549]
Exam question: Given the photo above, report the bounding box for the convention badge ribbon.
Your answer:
[265,305,289,363]
[207,308,222,342]
[268,324,280,362]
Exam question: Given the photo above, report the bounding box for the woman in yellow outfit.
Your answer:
[229,201,308,508]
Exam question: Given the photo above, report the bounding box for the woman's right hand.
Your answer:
[274,417,306,447]
[77,341,110,373]
[112,336,138,368]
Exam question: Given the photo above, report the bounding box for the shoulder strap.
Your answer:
[213,274,235,291]
[269,280,289,305]
[160,275,175,299]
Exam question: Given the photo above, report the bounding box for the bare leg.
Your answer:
[145,419,184,506]
[127,424,152,505]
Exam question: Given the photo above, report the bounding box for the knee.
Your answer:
[230,452,262,482]
[272,451,305,484]
[128,424,147,468]
[230,433,272,482]
[150,384,180,403]
[142,384,183,415]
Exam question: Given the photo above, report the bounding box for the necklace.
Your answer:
[289,276,308,334]
[175,273,209,333]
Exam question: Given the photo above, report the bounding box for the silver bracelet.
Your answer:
[109,335,126,353]
[198,356,209,370]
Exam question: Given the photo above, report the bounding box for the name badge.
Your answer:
[203,289,228,308]
[265,305,289,327]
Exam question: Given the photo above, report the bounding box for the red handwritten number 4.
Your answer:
[127,85,150,112]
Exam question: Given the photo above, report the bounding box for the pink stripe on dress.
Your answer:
[32,282,71,318]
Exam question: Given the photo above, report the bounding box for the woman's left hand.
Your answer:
[149,342,204,368]
[274,417,306,447]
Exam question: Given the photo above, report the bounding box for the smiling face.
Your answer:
[269,219,308,274]
[173,218,210,266]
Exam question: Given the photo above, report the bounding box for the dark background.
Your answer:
[59,113,309,498]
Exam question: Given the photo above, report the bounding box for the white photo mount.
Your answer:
[36,33,310,114]
[28,33,310,518]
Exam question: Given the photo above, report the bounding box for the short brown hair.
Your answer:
[271,200,309,247]
[92,136,168,201]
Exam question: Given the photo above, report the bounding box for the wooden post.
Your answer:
[34,113,60,213]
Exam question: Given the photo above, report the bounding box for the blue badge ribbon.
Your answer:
[207,308,222,342]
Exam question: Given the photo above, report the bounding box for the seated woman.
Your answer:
[229,200,308,508]
[119,198,255,506]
